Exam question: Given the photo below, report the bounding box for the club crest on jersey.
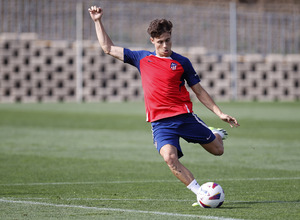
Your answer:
[170,62,177,70]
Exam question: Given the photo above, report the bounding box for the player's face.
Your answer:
[151,32,172,57]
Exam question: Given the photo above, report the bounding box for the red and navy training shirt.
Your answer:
[124,48,200,122]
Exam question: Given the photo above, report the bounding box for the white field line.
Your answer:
[3,196,300,208]
[1,176,299,187]
[0,198,243,220]
[4,197,299,204]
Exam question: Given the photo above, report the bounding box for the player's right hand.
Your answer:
[88,6,103,22]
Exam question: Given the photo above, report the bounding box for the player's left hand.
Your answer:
[219,113,240,128]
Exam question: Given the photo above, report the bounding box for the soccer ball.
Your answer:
[197,182,225,208]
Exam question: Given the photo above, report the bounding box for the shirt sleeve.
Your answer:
[182,58,201,87]
[123,48,151,71]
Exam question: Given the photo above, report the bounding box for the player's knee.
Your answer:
[160,144,179,166]
[214,147,224,156]
[162,152,178,166]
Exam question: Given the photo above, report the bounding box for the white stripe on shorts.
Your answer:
[192,113,208,128]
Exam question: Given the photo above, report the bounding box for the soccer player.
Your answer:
[89,6,240,204]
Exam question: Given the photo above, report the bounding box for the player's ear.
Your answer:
[150,37,155,45]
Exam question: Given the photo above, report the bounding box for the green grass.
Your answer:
[0,102,299,219]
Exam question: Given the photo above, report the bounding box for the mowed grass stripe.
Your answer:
[0,198,243,220]
[1,176,300,186]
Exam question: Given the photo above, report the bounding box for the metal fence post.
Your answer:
[230,2,238,101]
[76,2,83,103]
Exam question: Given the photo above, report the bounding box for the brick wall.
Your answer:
[189,53,300,101]
[0,34,299,103]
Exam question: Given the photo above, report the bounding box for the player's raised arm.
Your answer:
[88,6,124,61]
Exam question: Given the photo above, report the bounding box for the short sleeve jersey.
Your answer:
[124,48,200,122]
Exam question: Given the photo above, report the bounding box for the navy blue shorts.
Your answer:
[151,113,216,158]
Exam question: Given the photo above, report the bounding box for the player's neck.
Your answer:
[155,52,173,59]
[154,50,173,58]
[156,55,172,59]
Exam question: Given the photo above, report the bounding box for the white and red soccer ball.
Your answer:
[197,182,225,208]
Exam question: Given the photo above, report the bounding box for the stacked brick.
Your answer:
[0,33,77,103]
[188,53,300,101]
[81,43,142,102]
[0,34,299,103]
[0,33,143,103]
[235,54,299,101]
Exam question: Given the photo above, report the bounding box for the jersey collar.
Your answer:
[152,51,173,60]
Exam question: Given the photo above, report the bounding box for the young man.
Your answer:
[89,6,239,204]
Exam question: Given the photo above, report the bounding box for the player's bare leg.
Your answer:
[201,127,228,156]
[201,134,224,156]
[160,144,194,186]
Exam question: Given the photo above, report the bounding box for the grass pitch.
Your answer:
[0,102,299,219]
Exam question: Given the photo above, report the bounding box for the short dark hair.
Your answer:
[147,19,173,38]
